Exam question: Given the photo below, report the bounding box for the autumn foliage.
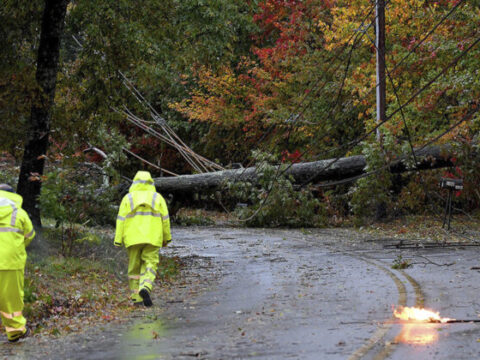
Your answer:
[2,0,480,218]
[171,0,480,164]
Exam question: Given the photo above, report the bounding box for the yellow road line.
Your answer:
[348,258,407,360]
[371,262,426,360]
[399,269,425,307]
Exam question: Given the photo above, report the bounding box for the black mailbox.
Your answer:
[440,177,463,190]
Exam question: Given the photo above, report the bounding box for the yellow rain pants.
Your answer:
[0,270,27,341]
[126,244,160,302]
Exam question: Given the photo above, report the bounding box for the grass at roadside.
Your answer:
[24,256,131,336]
[357,214,480,243]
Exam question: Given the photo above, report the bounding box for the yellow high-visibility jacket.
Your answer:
[0,190,35,270]
[114,171,171,248]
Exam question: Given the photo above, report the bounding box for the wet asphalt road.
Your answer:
[3,227,480,359]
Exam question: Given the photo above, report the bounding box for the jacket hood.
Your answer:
[0,190,23,223]
[129,171,156,193]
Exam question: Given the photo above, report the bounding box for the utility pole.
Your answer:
[375,0,387,219]
[376,0,386,143]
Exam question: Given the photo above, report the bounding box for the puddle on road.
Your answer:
[126,319,167,340]
[395,323,441,345]
[119,319,169,359]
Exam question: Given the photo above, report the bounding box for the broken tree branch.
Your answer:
[416,255,455,267]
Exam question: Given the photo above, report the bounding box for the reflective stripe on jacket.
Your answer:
[114,171,171,248]
[0,190,35,270]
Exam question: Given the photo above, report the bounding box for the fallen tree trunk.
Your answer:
[154,145,453,194]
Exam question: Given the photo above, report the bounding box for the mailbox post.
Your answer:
[440,177,463,230]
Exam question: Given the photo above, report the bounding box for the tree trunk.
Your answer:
[17,0,69,226]
[153,145,453,195]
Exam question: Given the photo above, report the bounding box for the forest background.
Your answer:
[2,0,480,338]
[1,0,480,229]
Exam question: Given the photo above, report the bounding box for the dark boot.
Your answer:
[139,288,153,307]
[8,327,30,343]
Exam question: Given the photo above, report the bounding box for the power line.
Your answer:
[117,107,206,173]
[118,71,224,172]
[122,147,179,176]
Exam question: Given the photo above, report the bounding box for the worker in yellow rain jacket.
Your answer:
[114,171,171,307]
[0,184,35,342]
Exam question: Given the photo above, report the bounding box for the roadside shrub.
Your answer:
[39,166,117,256]
[451,135,480,211]
[228,151,326,227]
[396,169,451,216]
[349,142,394,224]
[397,173,428,213]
